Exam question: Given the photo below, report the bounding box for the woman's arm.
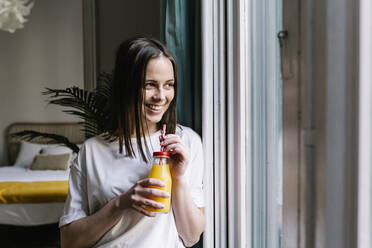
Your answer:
[162,134,206,247]
[172,177,206,247]
[60,197,124,248]
[60,178,169,248]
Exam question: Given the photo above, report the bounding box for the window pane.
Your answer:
[247,0,282,247]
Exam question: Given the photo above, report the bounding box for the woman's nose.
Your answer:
[153,88,165,101]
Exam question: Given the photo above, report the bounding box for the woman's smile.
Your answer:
[145,103,166,115]
[146,104,163,111]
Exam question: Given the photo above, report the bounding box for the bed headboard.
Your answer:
[6,122,85,165]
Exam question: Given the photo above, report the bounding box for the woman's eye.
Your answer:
[165,82,174,88]
[144,82,155,88]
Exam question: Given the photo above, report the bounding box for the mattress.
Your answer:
[0,166,69,226]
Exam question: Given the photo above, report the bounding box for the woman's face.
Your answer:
[143,55,175,134]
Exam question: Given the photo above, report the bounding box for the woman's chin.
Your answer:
[145,115,163,127]
[144,107,166,126]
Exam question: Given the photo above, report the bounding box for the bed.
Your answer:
[0,122,84,226]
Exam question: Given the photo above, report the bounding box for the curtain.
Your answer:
[162,0,202,136]
[162,2,203,247]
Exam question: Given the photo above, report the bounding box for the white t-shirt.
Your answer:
[59,126,204,248]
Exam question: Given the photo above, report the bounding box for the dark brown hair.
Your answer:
[108,37,178,162]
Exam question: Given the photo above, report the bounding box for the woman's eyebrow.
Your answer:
[145,79,174,82]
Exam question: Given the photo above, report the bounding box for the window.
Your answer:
[202,0,282,247]
[358,0,372,247]
[203,0,371,248]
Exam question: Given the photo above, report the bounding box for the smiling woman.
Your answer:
[59,37,205,248]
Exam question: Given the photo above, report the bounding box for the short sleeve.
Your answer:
[184,128,205,208]
[59,145,89,227]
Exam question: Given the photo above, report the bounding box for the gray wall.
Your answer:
[96,0,161,74]
[0,0,84,165]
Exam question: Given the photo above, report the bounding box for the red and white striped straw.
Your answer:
[161,124,166,152]
[162,124,166,139]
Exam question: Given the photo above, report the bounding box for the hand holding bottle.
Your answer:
[117,177,170,217]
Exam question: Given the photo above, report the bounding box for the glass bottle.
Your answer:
[146,151,172,213]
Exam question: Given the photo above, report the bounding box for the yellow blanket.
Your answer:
[0,181,68,204]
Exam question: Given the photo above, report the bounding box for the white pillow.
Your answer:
[39,145,73,156]
[40,145,75,167]
[14,141,49,168]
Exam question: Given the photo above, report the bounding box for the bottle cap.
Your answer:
[153,151,170,157]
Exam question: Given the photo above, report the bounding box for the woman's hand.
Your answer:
[160,134,190,179]
[117,178,170,217]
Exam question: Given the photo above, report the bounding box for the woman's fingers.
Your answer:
[134,186,170,198]
[126,177,171,217]
[130,194,165,209]
[160,134,182,146]
[129,178,169,211]
[138,178,165,187]
[119,178,169,217]
[163,143,184,154]
[161,135,188,154]
[132,204,156,217]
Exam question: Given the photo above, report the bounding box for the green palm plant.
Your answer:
[11,72,114,153]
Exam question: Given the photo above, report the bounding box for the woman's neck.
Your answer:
[131,126,158,138]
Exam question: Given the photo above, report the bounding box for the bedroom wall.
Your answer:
[96,0,161,74]
[0,0,84,165]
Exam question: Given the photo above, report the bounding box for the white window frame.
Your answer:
[358,0,372,247]
[202,0,282,247]
[202,0,250,246]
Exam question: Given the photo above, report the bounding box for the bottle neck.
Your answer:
[153,156,169,165]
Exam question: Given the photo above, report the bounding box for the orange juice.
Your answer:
[146,152,172,213]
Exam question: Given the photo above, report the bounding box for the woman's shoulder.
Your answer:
[176,125,202,144]
[81,133,116,151]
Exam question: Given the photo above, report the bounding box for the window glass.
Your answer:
[247,0,282,247]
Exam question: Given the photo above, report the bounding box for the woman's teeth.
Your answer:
[148,104,161,110]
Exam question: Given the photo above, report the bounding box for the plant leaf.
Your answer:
[11,130,80,153]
